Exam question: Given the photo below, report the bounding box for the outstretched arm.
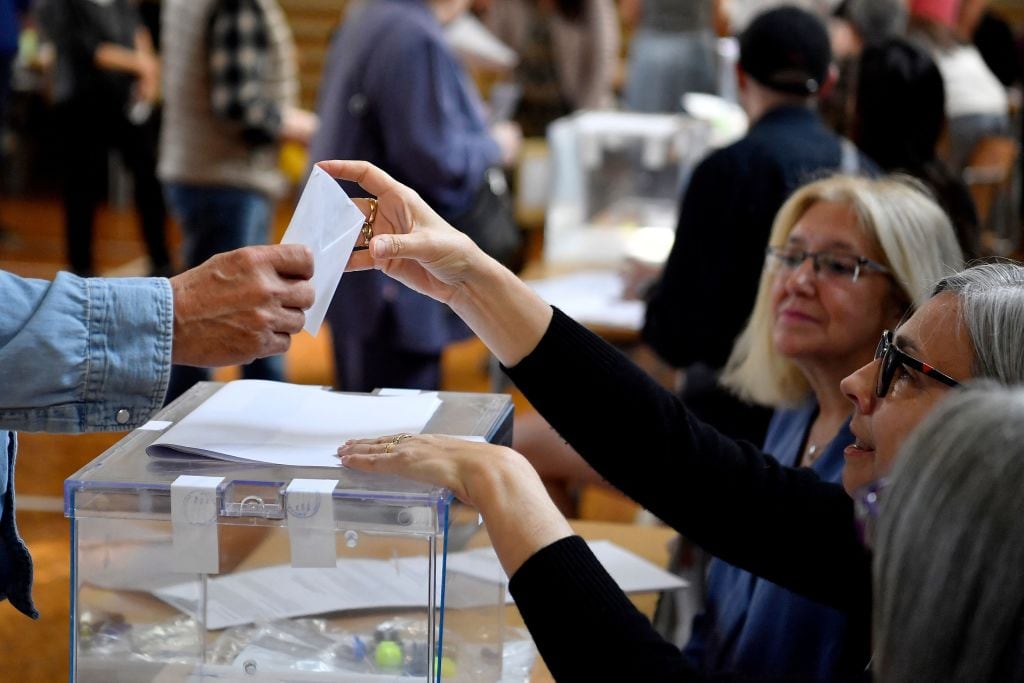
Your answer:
[324,159,868,611]
[0,244,314,433]
[323,159,552,366]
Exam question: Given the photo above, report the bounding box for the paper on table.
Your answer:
[147,380,441,468]
[149,540,685,629]
[280,166,365,335]
[445,540,687,597]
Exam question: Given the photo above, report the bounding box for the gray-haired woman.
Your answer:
[324,159,1024,681]
[873,383,1024,682]
[839,262,1024,490]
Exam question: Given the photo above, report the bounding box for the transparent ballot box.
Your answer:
[65,382,514,682]
[544,111,712,266]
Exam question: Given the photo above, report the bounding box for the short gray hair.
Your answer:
[933,262,1024,384]
[874,383,1024,682]
[723,174,963,406]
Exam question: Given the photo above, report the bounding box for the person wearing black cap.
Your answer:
[643,5,875,680]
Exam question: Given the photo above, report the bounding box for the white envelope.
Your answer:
[281,166,365,335]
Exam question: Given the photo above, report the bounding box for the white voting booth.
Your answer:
[65,381,513,682]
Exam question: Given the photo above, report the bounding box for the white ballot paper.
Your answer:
[148,380,441,468]
[280,165,365,335]
[151,541,685,629]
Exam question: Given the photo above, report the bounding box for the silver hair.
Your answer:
[874,383,1024,682]
[933,262,1024,384]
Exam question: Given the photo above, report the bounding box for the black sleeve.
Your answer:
[510,537,816,682]
[509,536,702,682]
[504,308,870,612]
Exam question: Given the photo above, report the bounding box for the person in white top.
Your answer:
[908,0,1010,171]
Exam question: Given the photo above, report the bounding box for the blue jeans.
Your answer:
[163,184,284,402]
[625,28,718,113]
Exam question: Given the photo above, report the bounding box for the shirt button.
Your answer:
[115,409,131,425]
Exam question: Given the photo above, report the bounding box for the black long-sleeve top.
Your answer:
[505,308,871,681]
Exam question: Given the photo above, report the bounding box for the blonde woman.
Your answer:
[683,175,963,680]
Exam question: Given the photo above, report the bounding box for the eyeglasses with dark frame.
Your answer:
[874,329,961,398]
[765,246,891,282]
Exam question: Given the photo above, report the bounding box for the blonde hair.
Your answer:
[721,174,964,407]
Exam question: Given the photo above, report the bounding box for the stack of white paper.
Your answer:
[148,380,442,468]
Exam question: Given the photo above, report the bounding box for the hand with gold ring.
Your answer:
[383,433,413,455]
[352,197,378,252]
[339,433,529,507]
[337,432,574,578]
[322,160,489,296]
[321,159,551,369]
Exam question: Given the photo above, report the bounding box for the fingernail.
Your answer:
[339,455,349,466]
[372,239,388,258]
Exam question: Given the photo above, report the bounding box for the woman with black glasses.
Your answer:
[326,159,1024,681]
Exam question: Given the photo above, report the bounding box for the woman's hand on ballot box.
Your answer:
[338,433,573,577]
[318,159,552,368]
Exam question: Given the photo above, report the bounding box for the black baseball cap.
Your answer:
[739,6,832,96]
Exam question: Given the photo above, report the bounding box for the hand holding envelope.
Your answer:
[285,160,503,336]
[279,166,366,335]
[315,160,491,306]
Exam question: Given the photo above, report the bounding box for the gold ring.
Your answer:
[394,433,413,444]
[384,441,395,455]
[360,197,378,247]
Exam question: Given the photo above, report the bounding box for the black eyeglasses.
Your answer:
[766,246,890,282]
[874,329,961,398]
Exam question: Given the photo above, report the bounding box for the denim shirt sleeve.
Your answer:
[0,271,173,618]
[0,271,173,432]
